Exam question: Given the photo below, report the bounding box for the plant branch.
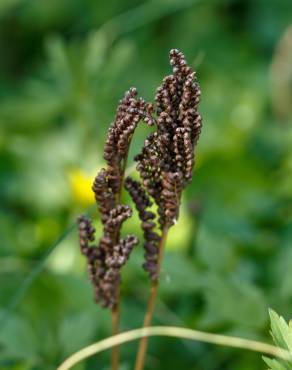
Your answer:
[134,226,169,370]
[111,299,120,370]
[110,152,129,370]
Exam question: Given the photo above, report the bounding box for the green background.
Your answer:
[1,0,292,369]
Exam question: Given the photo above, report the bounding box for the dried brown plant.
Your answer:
[77,49,202,370]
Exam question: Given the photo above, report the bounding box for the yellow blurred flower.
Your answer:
[69,168,95,206]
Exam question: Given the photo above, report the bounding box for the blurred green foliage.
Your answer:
[1,0,292,369]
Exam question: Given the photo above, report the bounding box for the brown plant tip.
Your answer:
[136,48,202,228]
[105,235,139,269]
[77,213,138,309]
[83,86,155,308]
[79,48,202,300]
[125,177,160,281]
[77,215,99,287]
[104,205,132,236]
[98,234,138,308]
[77,215,96,252]
[92,168,115,224]
[102,87,155,195]
[95,204,134,308]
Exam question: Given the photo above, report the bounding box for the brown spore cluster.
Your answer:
[78,49,202,303]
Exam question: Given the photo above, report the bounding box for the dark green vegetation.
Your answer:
[1,1,292,369]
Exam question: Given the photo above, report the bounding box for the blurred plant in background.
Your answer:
[1,0,292,369]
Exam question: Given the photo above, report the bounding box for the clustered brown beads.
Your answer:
[92,168,115,224]
[135,49,202,228]
[78,49,202,292]
[78,215,99,285]
[95,204,138,308]
[103,87,154,195]
[78,207,138,308]
[125,177,160,281]
[78,87,154,308]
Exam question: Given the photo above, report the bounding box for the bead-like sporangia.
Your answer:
[78,49,202,301]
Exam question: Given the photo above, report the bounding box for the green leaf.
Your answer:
[262,310,292,370]
[269,310,292,352]
[263,356,287,370]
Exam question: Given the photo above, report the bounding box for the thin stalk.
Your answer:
[111,298,120,370]
[111,153,129,370]
[134,226,169,370]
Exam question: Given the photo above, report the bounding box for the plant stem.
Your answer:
[111,298,120,370]
[111,154,129,370]
[134,226,169,370]
[57,326,292,370]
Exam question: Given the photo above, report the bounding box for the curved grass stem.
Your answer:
[57,325,292,370]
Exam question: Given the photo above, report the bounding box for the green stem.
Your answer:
[57,326,292,370]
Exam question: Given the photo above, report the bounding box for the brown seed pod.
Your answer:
[79,85,155,308]
[135,48,202,231]
[125,177,160,281]
[92,168,115,224]
[77,211,138,309]
[77,215,100,289]
[78,49,202,298]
